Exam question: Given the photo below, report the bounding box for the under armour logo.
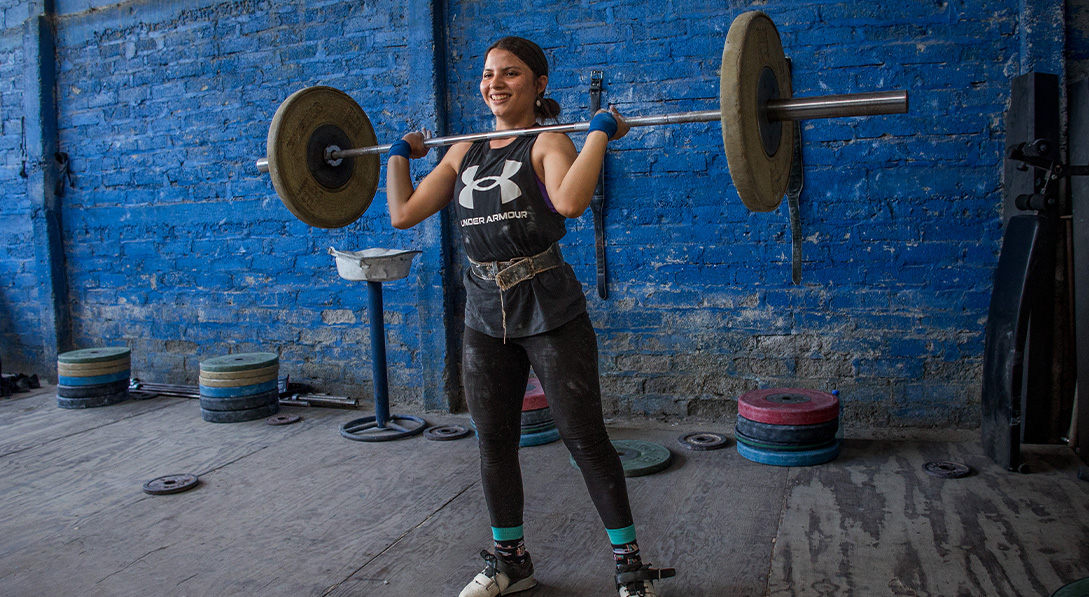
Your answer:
[459,160,522,209]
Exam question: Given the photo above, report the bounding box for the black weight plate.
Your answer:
[199,389,280,412]
[201,402,280,423]
[424,424,472,441]
[521,420,557,434]
[923,461,973,479]
[734,429,838,452]
[56,389,129,409]
[735,415,839,445]
[266,414,301,426]
[678,432,730,451]
[520,407,554,426]
[57,378,132,398]
[143,473,199,495]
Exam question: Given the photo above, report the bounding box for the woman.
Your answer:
[385,37,673,597]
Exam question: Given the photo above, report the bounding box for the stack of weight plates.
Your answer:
[735,388,841,466]
[56,347,131,409]
[199,353,280,423]
[520,375,559,447]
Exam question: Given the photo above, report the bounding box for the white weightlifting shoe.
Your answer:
[616,563,676,597]
[459,550,537,597]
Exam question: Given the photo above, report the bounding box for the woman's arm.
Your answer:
[386,133,470,229]
[534,108,629,218]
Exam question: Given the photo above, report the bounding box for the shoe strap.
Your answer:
[479,550,499,576]
[616,565,676,586]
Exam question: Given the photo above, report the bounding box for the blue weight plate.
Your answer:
[735,416,839,445]
[57,378,132,398]
[199,379,279,398]
[201,402,280,423]
[56,389,129,409]
[520,427,560,447]
[200,389,280,412]
[736,439,842,467]
[57,370,130,386]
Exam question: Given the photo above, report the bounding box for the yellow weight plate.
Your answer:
[266,86,380,229]
[197,363,279,382]
[721,11,793,212]
[198,371,279,388]
[57,359,131,377]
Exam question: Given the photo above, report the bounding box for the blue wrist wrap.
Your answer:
[389,139,412,159]
[587,112,618,139]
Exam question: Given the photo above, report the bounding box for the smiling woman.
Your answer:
[381,37,672,597]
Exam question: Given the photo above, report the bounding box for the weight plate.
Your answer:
[197,363,279,382]
[200,352,278,373]
[56,389,129,409]
[267,86,379,229]
[521,407,554,426]
[424,424,473,441]
[57,378,132,398]
[923,461,973,479]
[199,379,279,398]
[737,388,839,426]
[734,429,837,452]
[735,415,839,445]
[721,10,793,212]
[737,439,842,467]
[142,473,199,496]
[522,377,548,411]
[58,370,130,387]
[678,432,730,451]
[198,370,279,388]
[340,414,428,442]
[200,389,280,412]
[520,420,557,435]
[201,402,280,423]
[520,427,561,447]
[570,440,674,477]
[57,358,130,376]
[1051,577,1089,597]
[57,346,130,365]
[266,414,302,426]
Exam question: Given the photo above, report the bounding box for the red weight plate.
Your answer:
[522,377,548,412]
[737,388,839,425]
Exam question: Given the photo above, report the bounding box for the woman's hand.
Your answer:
[402,129,433,159]
[599,106,629,141]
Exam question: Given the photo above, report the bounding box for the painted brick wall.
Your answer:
[0,0,1076,428]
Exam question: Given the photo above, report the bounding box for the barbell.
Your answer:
[256,11,909,229]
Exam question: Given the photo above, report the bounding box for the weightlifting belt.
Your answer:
[468,243,564,292]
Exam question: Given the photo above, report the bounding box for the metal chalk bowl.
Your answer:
[330,247,427,441]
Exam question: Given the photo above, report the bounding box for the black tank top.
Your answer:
[454,136,586,338]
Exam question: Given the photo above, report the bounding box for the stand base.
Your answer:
[340,414,427,442]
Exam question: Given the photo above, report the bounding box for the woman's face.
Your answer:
[480,48,546,124]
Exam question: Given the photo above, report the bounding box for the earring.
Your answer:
[536,96,542,107]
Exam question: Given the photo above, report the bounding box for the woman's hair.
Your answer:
[486,36,562,122]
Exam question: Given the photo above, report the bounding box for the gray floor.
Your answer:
[1,385,1087,597]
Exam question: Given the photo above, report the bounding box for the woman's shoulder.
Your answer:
[531,131,576,158]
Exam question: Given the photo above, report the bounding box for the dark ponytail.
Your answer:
[486,36,562,122]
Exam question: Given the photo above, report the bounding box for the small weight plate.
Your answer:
[200,352,279,373]
[424,424,473,441]
[57,378,132,398]
[1051,577,1089,597]
[200,389,280,412]
[267,86,379,229]
[199,379,279,398]
[735,415,839,445]
[198,370,279,388]
[737,439,842,467]
[201,402,280,423]
[520,407,554,426]
[57,358,131,377]
[143,473,199,496]
[923,461,973,479]
[734,429,837,452]
[266,414,302,426]
[56,389,129,409]
[522,377,548,411]
[197,363,279,382]
[57,346,130,365]
[721,11,793,212]
[58,370,130,387]
[570,440,674,477]
[738,388,839,426]
[678,432,730,451]
[520,427,561,447]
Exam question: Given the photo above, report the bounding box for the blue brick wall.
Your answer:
[0,0,1077,428]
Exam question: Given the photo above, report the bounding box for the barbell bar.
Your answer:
[257,11,911,228]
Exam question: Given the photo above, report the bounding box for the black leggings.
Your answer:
[463,313,633,531]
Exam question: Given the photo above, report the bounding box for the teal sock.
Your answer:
[607,525,642,569]
[492,526,528,565]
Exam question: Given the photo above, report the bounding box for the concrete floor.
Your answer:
[1,384,1088,596]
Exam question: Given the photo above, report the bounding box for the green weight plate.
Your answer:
[570,440,673,477]
[57,347,131,365]
[721,11,793,212]
[266,86,380,229]
[1051,577,1089,597]
[200,352,279,373]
